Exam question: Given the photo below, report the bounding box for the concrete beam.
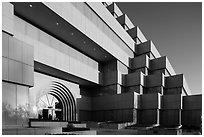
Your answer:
[106,3,123,18]
[116,14,134,30]
[2,2,14,35]
[92,92,139,110]
[92,108,136,122]
[127,26,147,44]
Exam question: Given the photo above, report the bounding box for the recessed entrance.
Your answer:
[34,80,77,122]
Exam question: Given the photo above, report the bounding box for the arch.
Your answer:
[49,87,71,120]
[49,91,67,121]
[47,81,76,121]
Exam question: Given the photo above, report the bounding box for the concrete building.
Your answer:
[2,2,202,135]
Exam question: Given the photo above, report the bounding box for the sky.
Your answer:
[116,2,202,94]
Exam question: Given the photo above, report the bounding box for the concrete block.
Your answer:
[145,72,164,87]
[165,74,183,88]
[131,67,148,75]
[138,93,161,109]
[77,96,92,110]
[78,110,92,121]
[100,60,117,73]
[136,40,161,58]
[2,15,14,35]
[183,94,202,110]
[149,68,170,76]
[2,57,9,81]
[102,71,118,86]
[99,84,121,95]
[122,92,139,109]
[160,109,181,126]
[137,109,159,125]
[130,54,149,69]
[125,71,144,86]
[9,59,23,84]
[2,32,9,58]
[2,2,14,18]
[22,64,34,87]
[127,109,137,122]
[117,60,128,74]
[164,87,183,95]
[161,94,182,109]
[92,92,138,110]
[182,109,202,128]
[143,86,163,94]
[9,37,22,62]
[150,56,166,71]
[136,40,151,56]
[22,42,34,66]
[79,86,93,97]
[92,97,104,110]
[125,85,143,94]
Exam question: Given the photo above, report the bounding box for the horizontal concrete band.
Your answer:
[78,92,138,111]
[79,108,136,122]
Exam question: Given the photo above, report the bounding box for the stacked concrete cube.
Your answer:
[182,95,202,128]
[77,2,202,128]
[137,93,161,125]
[77,92,139,122]
[160,94,182,127]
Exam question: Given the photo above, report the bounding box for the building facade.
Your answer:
[2,2,202,135]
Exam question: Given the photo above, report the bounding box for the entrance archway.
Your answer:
[37,81,76,121]
[49,81,76,121]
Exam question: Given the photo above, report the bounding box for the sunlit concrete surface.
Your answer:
[2,2,202,135]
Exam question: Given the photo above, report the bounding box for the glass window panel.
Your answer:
[2,82,17,126]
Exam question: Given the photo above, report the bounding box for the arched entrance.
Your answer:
[37,81,76,121]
